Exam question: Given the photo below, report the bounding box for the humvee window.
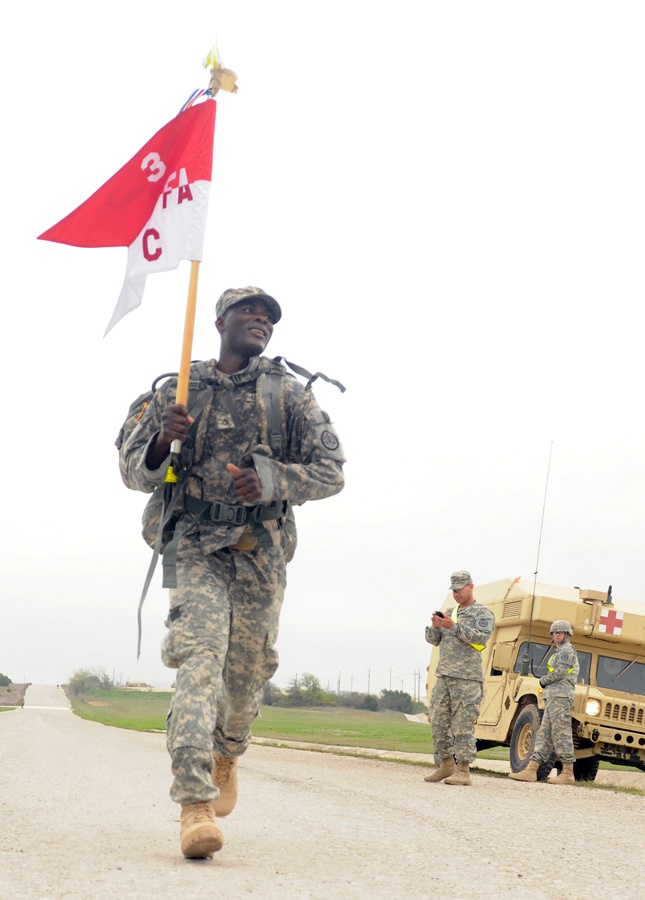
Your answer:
[514,641,591,684]
[597,656,645,694]
[513,642,551,678]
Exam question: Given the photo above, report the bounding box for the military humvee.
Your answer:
[425,577,645,781]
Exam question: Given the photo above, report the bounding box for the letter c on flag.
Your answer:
[143,229,162,261]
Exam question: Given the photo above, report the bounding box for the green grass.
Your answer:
[68,691,440,753]
[253,706,434,753]
[63,692,643,776]
[68,689,171,731]
[65,691,508,759]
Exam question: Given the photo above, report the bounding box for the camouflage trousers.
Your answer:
[532,695,575,765]
[161,534,286,804]
[430,675,483,764]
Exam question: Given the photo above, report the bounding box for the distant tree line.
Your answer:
[0,673,12,687]
[262,673,426,714]
[66,667,115,696]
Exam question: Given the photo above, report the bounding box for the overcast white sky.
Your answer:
[3,1,645,695]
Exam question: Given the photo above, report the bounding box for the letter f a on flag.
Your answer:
[38,100,216,335]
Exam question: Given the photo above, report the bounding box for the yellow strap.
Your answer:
[451,607,485,651]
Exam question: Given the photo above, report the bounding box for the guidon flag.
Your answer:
[38,99,216,334]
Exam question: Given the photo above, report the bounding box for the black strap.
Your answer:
[136,479,189,659]
[184,495,287,524]
[262,370,284,454]
[274,356,346,393]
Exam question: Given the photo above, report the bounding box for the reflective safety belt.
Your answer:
[547,652,574,674]
[451,607,485,651]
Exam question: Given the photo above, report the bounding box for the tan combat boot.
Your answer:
[180,801,224,859]
[212,754,238,816]
[424,757,456,783]
[547,763,575,785]
[509,759,539,782]
[444,761,472,785]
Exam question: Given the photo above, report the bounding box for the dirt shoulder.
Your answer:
[0,682,29,707]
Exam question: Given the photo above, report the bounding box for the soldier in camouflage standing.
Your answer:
[509,620,579,785]
[119,287,345,858]
[424,571,494,786]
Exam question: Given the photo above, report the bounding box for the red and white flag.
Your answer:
[38,100,216,334]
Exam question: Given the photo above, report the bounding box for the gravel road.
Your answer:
[1,685,644,900]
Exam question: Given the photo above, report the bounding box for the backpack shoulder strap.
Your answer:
[261,363,285,455]
[272,356,346,393]
[187,360,213,419]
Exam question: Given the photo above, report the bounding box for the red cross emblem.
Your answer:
[598,607,624,635]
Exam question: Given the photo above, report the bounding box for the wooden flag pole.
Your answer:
[176,259,200,408]
[168,48,238,457]
[170,259,200,455]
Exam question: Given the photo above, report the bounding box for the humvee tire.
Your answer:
[509,704,554,781]
[553,756,600,782]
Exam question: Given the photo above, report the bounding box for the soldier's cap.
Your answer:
[449,570,473,591]
[550,619,573,636]
[215,286,282,324]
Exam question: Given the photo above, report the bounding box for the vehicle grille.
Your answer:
[603,702,645,725]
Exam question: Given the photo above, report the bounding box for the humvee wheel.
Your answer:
[574,757,599,782]
[553,757,600,782]
[509,705,553,781]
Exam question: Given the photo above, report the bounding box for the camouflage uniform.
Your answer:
[425,603,494,763]
[120,355,344,803]
[532,640,579,766]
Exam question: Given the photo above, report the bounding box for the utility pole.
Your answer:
[389,668,393,690]
[337,671,341,695]
[367,668,371,696]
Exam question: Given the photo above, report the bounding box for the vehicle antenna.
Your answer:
[520,442,554,676]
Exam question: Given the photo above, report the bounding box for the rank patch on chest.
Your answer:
[216,413,235,430]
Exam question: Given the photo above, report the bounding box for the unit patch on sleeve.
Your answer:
[321,430,340,451]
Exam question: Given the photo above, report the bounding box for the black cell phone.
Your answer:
[434,610,445,618]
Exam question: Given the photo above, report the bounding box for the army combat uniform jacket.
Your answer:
[119,355,345,555]
[425,602,495,681]
[539,642,579,699]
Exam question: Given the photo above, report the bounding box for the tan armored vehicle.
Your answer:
[425,577,645,781]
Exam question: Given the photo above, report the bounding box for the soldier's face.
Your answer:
[453,584,474,605]
[552,631,566,645]
[217,299,275,356]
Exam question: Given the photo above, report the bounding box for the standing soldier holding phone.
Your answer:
[424,571,494,786]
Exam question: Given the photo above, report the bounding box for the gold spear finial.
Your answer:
[203,39,238,96]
